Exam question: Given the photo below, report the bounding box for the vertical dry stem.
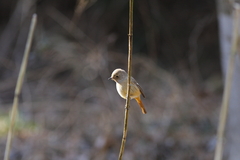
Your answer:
[118,0,134,160]
[214,4,240,160]
[69,0,89,31]
[4,14,37,160]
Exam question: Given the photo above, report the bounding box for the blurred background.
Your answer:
[0,0,222,160]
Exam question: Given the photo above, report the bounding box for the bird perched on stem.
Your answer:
[109,68,147,114]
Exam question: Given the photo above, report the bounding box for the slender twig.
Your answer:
[4,14,37,160]
[69,0,89,31]
[214,4,240,160]
[188,16,213,92]
[118,0,134,160]
[47,7,94,45]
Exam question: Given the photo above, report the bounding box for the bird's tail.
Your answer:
[135,97,147,114]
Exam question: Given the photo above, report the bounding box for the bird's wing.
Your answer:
[132,78,145,98]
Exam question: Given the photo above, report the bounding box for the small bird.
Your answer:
[109,68,147,114]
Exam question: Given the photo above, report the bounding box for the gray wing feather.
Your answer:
[132,77,145,98]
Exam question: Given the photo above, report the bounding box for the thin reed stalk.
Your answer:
[4,14,37,160]
[214,4,240,160]
[118,0,134,160]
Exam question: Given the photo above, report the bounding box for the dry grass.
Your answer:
[4,14,37,160]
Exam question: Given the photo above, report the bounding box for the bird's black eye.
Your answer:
[116,75,119,78]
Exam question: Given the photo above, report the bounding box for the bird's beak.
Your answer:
[108,77,112,80]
